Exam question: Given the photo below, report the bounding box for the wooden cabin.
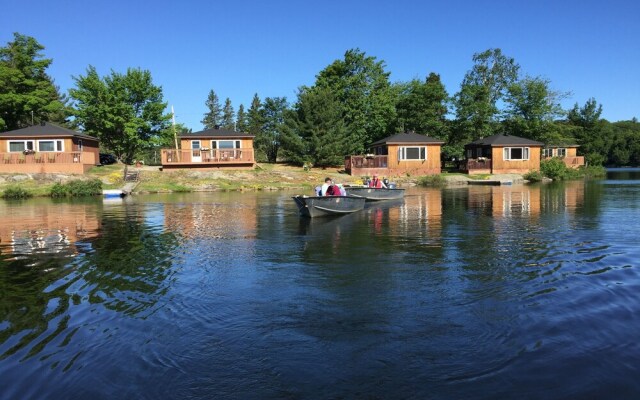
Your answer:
[0,122,99,174]
[345,131,444,177]
[161,127,255,170]
[542,145,585,168]
[463,134,544,175]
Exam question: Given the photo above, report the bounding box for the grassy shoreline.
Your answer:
[0,162,605,198]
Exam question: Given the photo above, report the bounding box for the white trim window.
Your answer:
[556,148,566,157]
[37,139,64,152]
[9,140,34,152]
[210,140,241,149]
[503,147,530,161]
[398,146,427,161]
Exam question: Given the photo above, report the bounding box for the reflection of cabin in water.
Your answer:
[463,133,544,175]
[0,202,101,257]
[345,131,444,177]
[466,185,541,217]
[161,196,258,238]
[0,122,100,174]
[161,127,255,170]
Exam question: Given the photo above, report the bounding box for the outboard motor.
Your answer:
[383,178,389,186]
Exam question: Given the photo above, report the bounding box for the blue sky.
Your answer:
[3,0,639,131]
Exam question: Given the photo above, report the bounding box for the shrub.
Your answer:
[2,185,32,199]
[582,165,607,178]
[540,158,568,180]
[523,170,543,182]
[49,179,103,197]
[50,182,70,198]
[417,174,446,187]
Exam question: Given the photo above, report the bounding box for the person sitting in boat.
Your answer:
[321,177,342,196]
[368,174,387,188]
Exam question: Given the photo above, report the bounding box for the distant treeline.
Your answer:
[1,33,638,167]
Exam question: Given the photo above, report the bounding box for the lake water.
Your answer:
[1,169,639,399]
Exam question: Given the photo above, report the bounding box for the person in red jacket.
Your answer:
[368,174,387,188]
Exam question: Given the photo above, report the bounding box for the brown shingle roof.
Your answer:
[467,133,544,147]
[370,131,445,146]
[180,127,254,139]
[0,122,98,141]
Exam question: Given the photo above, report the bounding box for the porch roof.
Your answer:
[180,126,254,139]
[466,133,544,147]
[370,131,444,146]
[0,122,98,142]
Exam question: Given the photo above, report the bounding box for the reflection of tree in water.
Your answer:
[0,207,179,365]
[78,211,179,317]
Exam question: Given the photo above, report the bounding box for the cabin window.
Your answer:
[9,140,34,152]
[38,140,63,152]
[213,140,237,149]
[543,148,552,157]
[556,148,566,157]
[503,147,529,160]
[191,140,201,149]
[399,146,426,161]
[466,149,473,158]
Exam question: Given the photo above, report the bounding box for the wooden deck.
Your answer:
[161,148,255,169]
[0,152,95,173]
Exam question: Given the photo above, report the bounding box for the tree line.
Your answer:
[1,33,638,166]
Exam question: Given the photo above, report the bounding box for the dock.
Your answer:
[467,180,513,186]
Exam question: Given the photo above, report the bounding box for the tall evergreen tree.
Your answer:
[221,97,235,130]
[0,33,69,131]
[236,104,248,132]
[567,98,607,165]
[255,97,288,163]
[247,93,263,137]
[285,86,349,167]
[201,89,222,129]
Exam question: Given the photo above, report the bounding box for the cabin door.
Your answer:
[191,140,202,162]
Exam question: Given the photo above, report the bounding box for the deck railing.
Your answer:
[1,152,85,164]
[464,158,492,171]
[543,156,585,168]
[161,148,254,165]
[345,155,388,172]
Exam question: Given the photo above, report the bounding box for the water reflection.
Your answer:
[0,197,179,372]
[4,178,639,399]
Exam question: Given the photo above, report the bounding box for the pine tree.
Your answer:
[221,98,235,130]
[0,33,70,130]
[236,104,248,132]
[201,89,222,129]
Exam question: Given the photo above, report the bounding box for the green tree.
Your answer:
[284,86,350,167]
[0,33,69,131]
[454,48,520,143]
[236,104,248,132]
[69,66,170,164]
[201,89,222,129]
[314,48,396,153]
[247,93,263,136]
[255,97,288,163]
[503,76,568,142]
[394,72,449,137]
[567,98,608,165]
[221,97,235,130]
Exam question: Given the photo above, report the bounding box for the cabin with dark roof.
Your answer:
[345,131,444,177]
[463,133,544,174]
[0,122,100,174]
[161,126,255,170]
